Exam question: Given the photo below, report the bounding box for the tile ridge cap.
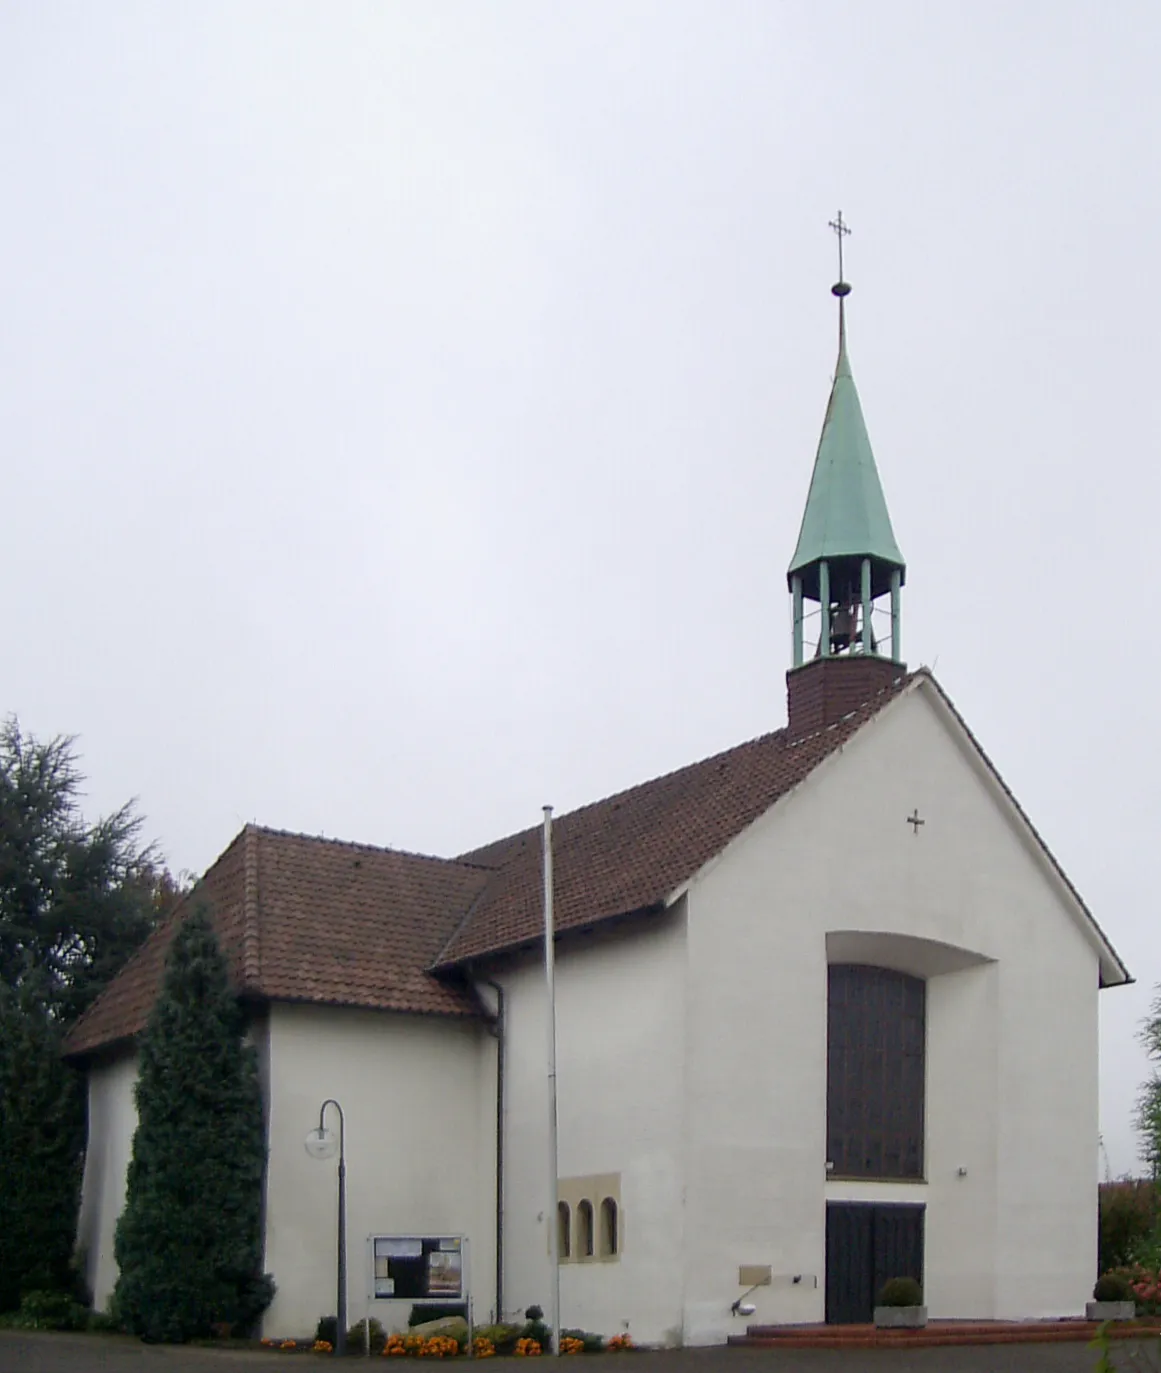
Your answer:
[241,824,261,991]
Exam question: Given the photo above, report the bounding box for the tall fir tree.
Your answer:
[0,987,85,1311]
[113,906,273,1341]
[1137,985,1161,1180]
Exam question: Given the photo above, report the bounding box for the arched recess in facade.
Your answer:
[824,932,994,1181]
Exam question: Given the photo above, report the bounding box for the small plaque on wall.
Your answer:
[738,1265,772,1287]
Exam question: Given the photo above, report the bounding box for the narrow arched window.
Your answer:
[576,1199,594,1257]
[557,1201,571,1260]
[599,1197,618,1257]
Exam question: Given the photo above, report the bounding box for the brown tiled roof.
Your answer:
[63,672,914,1059]
[434,673,912,966]
[63,666,1130,1060]
[63,828,492,1058]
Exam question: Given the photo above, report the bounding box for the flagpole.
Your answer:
[543,805,561,1355]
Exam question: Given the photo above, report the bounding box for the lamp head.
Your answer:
[305,1126,339,1161]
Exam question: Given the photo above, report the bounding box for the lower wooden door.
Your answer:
[824,1201,924,1324]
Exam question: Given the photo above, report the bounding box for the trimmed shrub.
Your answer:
[474,1322,521,1355]
[345,1316,386,1353]
[877,1276,923,1307]
[1094,1272,1134,1303]
[562,1327,605,1352]
[5,1290,88,1331]
[520,1308,553,1353]
[112,907,274,1342]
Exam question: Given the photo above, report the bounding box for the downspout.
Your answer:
[480,977,505,1323]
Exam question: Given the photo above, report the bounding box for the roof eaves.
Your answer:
[435,900,669,973]
[264,990,481,1020]
[912,670,1132,989]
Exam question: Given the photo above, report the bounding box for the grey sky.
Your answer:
[2,2,1158,1177]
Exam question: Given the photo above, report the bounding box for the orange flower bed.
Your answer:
[419,1334,461,1358]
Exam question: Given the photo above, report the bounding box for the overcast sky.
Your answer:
[2,2,1158,1176]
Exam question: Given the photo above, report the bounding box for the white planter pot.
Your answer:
[873,1305,928,1329]
[1086,1301,1137,1322]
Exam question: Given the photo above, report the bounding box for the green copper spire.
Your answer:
[787,216,906,667]
[787,292,905,599]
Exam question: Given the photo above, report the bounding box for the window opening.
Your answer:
[599,1197,618,1256]
[827,964,925,1179]
[576,1199,594,1258]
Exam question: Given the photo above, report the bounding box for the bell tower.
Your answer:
[786,214,907,738]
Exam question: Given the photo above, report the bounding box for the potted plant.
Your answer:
[873,1276,927,1329]
[1087,1272,1137,1322]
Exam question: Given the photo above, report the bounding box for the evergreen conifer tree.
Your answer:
[113,906,273,1341]
[1137,985,1161,1180]
[0,717,175,1023]
[0,987,84,1311]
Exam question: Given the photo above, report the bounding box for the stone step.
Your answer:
[728,1319,1161,1351]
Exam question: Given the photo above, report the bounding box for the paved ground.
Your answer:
[2,1332,1154,1373]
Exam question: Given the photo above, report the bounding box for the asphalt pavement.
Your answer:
[0,1331,1145,1373]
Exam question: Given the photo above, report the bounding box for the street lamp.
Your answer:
[305,1099,347,1356]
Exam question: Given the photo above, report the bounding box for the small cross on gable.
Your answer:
[907,809,925,835]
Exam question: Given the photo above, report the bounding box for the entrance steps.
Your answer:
[728,1319,1161,1350]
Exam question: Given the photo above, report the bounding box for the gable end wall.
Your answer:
[680,685,1098,1337]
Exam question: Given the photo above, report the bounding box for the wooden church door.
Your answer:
[825,1201,924,1324]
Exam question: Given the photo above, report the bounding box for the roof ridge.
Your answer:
[241,824,261,991]
[250,823,487,872]
[456,725,791,863]
[441,672,918,966]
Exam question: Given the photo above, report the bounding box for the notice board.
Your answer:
[371,1236,464,1301]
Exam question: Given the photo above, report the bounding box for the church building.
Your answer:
[65,256,1129,1346]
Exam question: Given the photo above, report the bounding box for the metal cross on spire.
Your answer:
[828,210,851,284]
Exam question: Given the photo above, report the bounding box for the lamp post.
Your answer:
[305,1099,347,1356]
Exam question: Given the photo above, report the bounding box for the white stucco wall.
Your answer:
[71,682,1104,1347]
[75,1051,139,1312]
[493,905,688,1345]
[262,1003,495,1339]
[678,682,1101,1341]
